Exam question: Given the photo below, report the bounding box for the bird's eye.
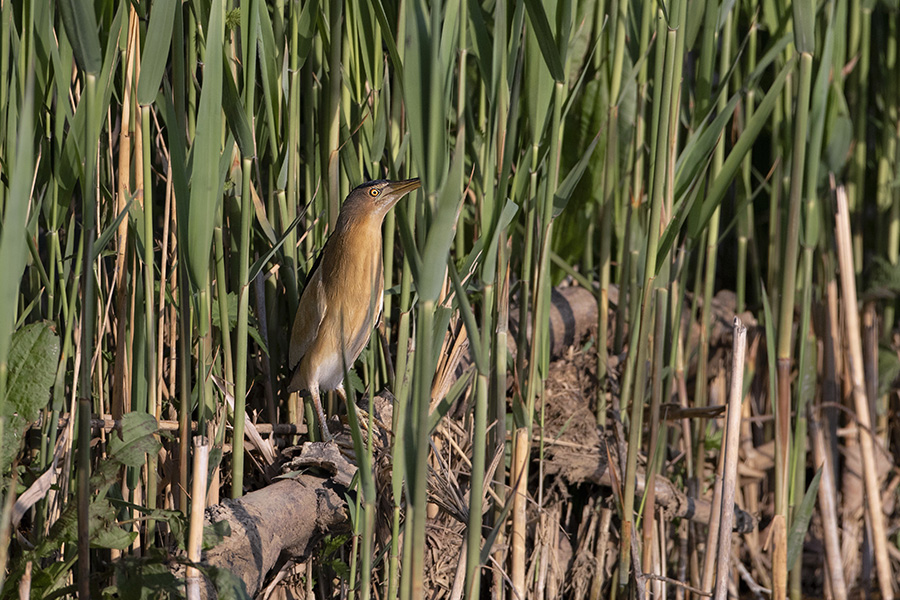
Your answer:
[369,188,380,197]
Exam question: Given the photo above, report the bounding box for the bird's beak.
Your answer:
[382,178,421,210]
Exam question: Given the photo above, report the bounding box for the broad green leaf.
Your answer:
[186,0,227,289]
[113,559,182,600]
[295,0,320,70]
[419,146,464,301]
[825,111,852,174]
[256,0,281,158]
[525,14,554,142]
[196,565,251,600]
[339,122,363,185]
[57,2,126,193]
[465,0,492,82]
[6,322,60,423]
[107,412,162,469]
[481,198,521,280]
[0,73,36,407]
[523,0,565,82]
[369,0,404,83]
[792,0,816,55]
[684,0,706,49]
[221,53,255,158]
[136,0,178,104]
[58,0,102,73]
[203,519,232,550]
[90,499,138,550]
[0,414,26,475]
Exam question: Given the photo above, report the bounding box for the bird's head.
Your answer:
[341,178,421,223]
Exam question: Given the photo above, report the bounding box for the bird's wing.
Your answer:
[289,265,327,369]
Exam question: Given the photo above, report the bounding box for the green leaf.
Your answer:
[429,366,474,434]
[255,0,281,158]
[553,128,602,217]
[90,499,139,550]
[93,196,136,258]
[1,414,27,475]
[222,53,255,158]
[674,93,741,201]
[113,559,182,600]
[481,198,520,284]
[6,322,60,423]
[185,0,227,289]
[786,467,822,567]
[522,0,565,82]
[107,413,162,470]
[212,291,239,332]
[196,564,251,600]
[58,0,102,74]
[369,0,404,84]
[824,111,852,174]
[136,0,178,104]
[295,0,319,70]
[447,261,485,373]
[0,71,36,406]
[689,55,796,241]
[792,0,816,55]
[203,519,232,550]
[465,0,492,83]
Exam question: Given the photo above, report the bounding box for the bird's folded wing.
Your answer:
[289,269,327,369]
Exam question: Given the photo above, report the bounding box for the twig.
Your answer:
[736,560,770,599]
[640,573,712,598]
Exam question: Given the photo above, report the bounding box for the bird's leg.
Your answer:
[310,383,333,442]
[335,383,348,406]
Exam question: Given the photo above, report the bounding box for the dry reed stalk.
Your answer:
[547,504,561,599]
[701,435,725,592]
[772,515,787,600]
[811,408,847,600]
[511,428,529,598]
[590,508,613,600]
[834,185,895,600]
[738,340,769,588]
[676,519,688,600]
[111,6,139,425]
[714,317,746,600]
[186,437,210,600]
[819,274,847,600]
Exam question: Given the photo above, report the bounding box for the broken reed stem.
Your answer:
[833,184,894,600]
[186,437,210,600]
[714,318,746,600]
[510,428,529,598]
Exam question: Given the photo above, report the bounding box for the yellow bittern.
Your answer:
[288,178,420,441]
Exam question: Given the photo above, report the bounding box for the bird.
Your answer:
[288,178,421,441]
